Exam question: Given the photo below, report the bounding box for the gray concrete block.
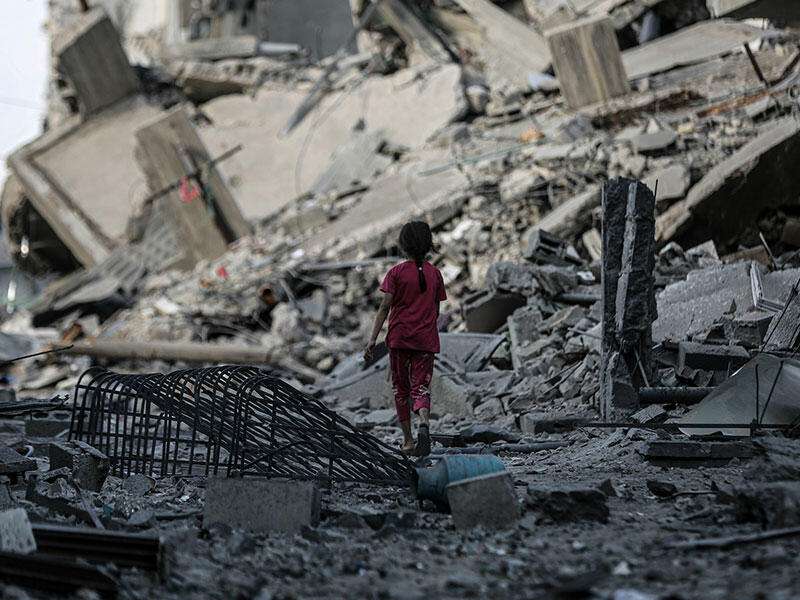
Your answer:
[446,471,520,530]
[203,478,320,533]
[0,508,37,554]
[49,441,109,492]
[24,410,73,438]
[53,8,140,116]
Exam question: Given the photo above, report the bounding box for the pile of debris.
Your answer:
[2,0,800,598]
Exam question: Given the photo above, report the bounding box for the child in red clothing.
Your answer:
[364,221,447,456]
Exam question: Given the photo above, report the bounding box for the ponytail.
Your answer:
[416,260,427,292]
[400,221,434,294]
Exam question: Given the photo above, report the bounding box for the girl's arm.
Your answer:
[364,292,393,362]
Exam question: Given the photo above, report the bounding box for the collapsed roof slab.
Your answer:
[7,96,163,269]
[655,116,800,252]
[301,149,470,260]
[621,19,781,80]
[200,64,466,221]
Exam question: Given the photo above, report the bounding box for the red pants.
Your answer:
[389,348,434,421]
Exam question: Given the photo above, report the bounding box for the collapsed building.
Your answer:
[2,0,800,598]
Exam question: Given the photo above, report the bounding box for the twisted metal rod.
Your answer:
[69,366,413,486]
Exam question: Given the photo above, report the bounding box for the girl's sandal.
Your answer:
[414,424,430,457]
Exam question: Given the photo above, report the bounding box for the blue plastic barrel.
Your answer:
[412,454,506,509]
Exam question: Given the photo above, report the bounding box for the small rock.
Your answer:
[646,479,677,497]
[122,474,154,496]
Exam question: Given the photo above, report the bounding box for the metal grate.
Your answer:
[69,366,413,486]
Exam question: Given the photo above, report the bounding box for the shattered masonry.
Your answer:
[2,0,800,599]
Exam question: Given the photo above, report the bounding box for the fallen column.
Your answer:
[600,177,656,417]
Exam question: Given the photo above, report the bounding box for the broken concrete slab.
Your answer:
[201,65,467,220]
[679,354,800,437]
[377,0,452,66]
[546,15,630,110]
[303,151,470,260]
[707,0,800,26]
[527,185,600,239]
[632,128,677,154]
[518,413,590,434]
[677,341,750,372]
[135,106,250,269]
[645,440,755,466]
[7,96,162,268]
[643,164,690,202]
[621,19,780,80]
[446,471,520,530]
[763,283,800,352]
[203,478,320,533]
[653,263,800,343]
[0,508,37,555]
[0,446,37,481]
[526,486,609,523]
[312,130,392,196]
[49,441,109,492]
[656,117,800,250]
[451,0,550,88]
[53,7,140,116]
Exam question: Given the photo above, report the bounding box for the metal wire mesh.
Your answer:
[69,366,413,485]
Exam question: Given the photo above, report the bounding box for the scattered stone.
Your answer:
[49,441,110,492]
[630,405,667,425]
[122,474,155,496]
[646,479,677,497]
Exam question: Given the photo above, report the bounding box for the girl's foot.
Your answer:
[401,440,415,455]
[414,424,430,457]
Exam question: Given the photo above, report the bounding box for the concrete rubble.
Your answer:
[1,0,800,598]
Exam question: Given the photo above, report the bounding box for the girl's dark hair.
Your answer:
[399,221,433,293]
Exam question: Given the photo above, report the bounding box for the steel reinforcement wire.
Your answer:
[69,366,413,486]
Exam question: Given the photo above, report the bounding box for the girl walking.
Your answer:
[364,221,447,456]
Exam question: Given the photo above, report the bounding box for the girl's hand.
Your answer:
[364,341,376,363]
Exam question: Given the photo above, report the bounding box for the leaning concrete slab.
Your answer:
[446,471,520,530]
[7,96,163,268]
[201,64,466,220]
[452,0,550,88]
[53,7,140,117]
[656,117,800,250]
[135,106,250,269]
[203,478,320,533]
[621,20,780,80]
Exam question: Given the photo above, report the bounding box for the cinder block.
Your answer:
[0,508,37,554]
[203,478,320,533]
[25,411,73,438]
[446,471,520,530]
[49,441,109,492]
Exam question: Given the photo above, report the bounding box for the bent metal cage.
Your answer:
[69,366,413,486]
